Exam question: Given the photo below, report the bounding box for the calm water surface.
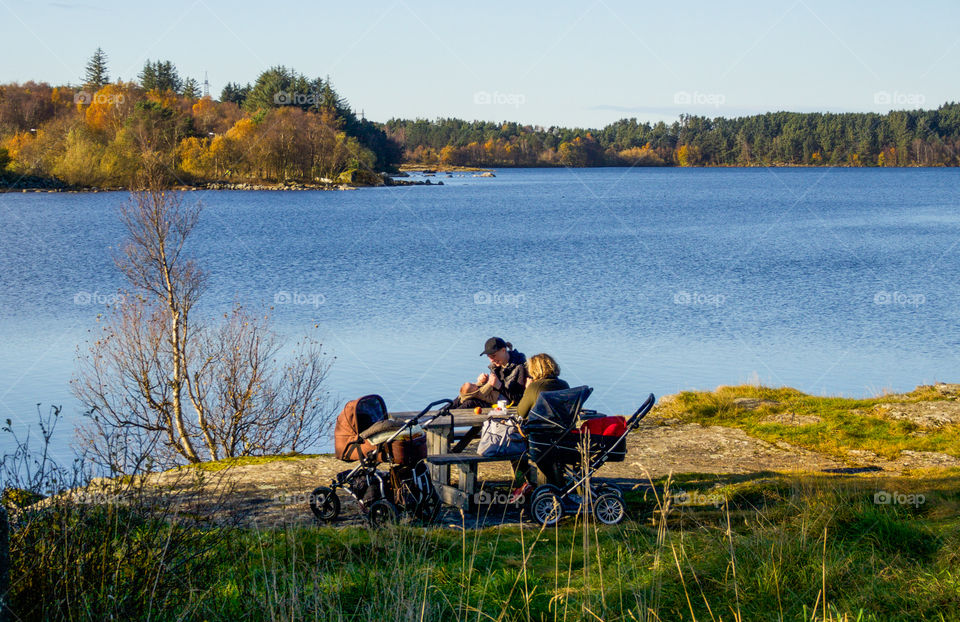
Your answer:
[1,167,958,459]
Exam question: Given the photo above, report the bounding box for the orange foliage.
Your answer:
[83,83,138,134]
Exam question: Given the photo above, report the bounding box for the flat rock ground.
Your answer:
[134,398,960,529]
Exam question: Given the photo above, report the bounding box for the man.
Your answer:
[477,337,527,406]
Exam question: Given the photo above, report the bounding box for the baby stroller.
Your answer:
[521,386,655,526]
[309,395,453,527]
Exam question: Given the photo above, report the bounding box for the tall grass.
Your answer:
[5,405,960,620]
[6,472,960,620]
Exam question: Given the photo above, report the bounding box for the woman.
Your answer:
[477,337,527,406]
[509,352,569,502]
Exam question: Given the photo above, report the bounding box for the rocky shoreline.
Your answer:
[0,172,443,193]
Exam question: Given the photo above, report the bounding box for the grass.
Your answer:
[657,384,960,462]
[176,452,324,472]
[8,384,960,620]
[8,471,960,621]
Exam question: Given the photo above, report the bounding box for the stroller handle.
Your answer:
[403,398,454,428]
[626,393,656,428]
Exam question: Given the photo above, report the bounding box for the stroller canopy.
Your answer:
[525,385,593,430]
[334,394,388,460]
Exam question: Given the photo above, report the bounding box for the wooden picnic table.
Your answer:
[391,407,529,511]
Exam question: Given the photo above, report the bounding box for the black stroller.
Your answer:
[309,396,453,527]
[521,386,655,526]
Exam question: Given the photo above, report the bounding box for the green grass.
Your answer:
[10,472,960,621]
[176,452,324,472]
[658,384,960,462]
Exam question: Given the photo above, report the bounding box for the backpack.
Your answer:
[334,394,388,461]
[477,416,526,457]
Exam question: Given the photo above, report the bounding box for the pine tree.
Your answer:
[182,77,199,99]
[139,60,182,93]
[84,47,110,90]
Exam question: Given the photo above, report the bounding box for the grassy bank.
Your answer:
[657,384,960,463]
[8,471,960,621]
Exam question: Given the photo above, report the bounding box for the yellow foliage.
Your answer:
[192,96,215,118]
[619,143,664,166]
[439,145,457,166]
[2,131,35,161]
[226,117,256,141]
[146,88,180,110]
[178,136,214,178]
[84,83,135,134]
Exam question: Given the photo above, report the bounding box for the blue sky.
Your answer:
[1,0,958,127]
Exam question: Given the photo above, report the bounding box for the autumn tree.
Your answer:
[74,183,334,471]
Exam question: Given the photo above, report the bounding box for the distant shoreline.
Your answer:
[1,164,950,194]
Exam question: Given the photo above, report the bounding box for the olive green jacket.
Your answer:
[516,377,570,419]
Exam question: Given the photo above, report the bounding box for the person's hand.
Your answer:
[486,374,500,389]
[477,373,489,385]
[525,377,533,388]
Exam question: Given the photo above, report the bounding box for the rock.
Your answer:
[934,383,960,396]
[874,401,960,428]
[732,398,780,410]
[760,413,821,425]
[337,168,384,186]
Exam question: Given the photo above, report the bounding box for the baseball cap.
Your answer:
[480,337,507,356]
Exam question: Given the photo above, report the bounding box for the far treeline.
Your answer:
[1,50,959,190]
[385,105,960,168]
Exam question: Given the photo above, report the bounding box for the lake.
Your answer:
[1,167,958,460]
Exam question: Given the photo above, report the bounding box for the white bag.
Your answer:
[477,417,525,457]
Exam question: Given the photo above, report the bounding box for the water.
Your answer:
[2,167,959,460]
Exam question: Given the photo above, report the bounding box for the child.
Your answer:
[452,381,499,409]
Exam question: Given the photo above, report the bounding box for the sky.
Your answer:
[1,0,958,127]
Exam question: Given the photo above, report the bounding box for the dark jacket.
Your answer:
[490,349,527,405]
[516,377,570,419]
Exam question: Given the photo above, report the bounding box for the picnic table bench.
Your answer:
[391,408,533,512]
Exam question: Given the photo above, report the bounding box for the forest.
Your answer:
[1,49,959,189]
[384,105,960,168]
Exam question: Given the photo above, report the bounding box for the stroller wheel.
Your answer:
[367,499,400,528]
[592,483,623,499]
[414,489,442,524]
[530,489,564,526]
[592,492,627,525]
[309,486,341,522]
